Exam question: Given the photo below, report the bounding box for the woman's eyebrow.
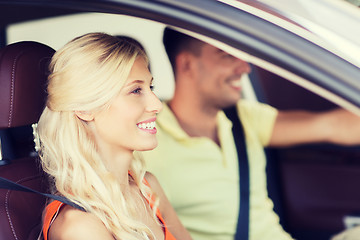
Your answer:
[125,79,145,87]
[125,77,153,86]
[129,80,145,84]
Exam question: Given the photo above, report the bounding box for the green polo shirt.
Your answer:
[143,100,293,240]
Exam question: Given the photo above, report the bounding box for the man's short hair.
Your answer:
[162,27,203,72]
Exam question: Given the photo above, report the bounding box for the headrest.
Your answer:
[0,41,55,129]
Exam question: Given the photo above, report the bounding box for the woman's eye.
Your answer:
[131,88,142,94]
[150,85,155,92]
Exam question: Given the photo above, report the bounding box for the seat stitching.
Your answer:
[8,52,24,127]
[6,189,19,240]
[5,175,41,240]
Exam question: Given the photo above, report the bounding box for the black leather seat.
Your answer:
[0,41,55,240]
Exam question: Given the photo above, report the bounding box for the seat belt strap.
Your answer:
[0,176,85,211]
[224,105,250,240]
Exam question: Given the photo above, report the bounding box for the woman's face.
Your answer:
[90,57,163,156]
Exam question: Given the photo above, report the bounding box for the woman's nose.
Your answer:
[147,91,163,114]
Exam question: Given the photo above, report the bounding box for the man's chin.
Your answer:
[223,95,242,108]
[219,101,239,110]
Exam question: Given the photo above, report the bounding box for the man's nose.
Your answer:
[234,58,251,75]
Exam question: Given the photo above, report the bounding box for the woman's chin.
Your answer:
[138,142,158,152]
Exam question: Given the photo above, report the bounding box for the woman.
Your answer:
[36,32,192,240]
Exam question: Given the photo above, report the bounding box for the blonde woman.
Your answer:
[36,32,192,240]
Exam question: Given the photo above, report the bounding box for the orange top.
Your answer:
[42,180,176,240]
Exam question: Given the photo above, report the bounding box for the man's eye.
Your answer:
[131,88,142,94]
[150,85,155,92]
[223,54,234,59]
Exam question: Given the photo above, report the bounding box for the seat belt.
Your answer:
[0,176,85,211]
[224,105,250,240]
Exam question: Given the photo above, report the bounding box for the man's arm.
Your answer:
[268,108,360,147]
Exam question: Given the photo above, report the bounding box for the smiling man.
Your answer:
[143,27,360,240]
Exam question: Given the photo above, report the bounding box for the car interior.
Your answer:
[0,41,55,239]
[251,66,360,239]
[0,3,360,240]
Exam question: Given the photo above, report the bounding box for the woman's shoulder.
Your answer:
[144,171,157,184]
[144,172,193,240]
[144,171,162,192]
[49,204,113,240]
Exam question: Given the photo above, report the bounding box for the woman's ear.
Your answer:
[75,111,94,122]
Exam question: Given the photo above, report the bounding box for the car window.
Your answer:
[6,13,175,101]
[6,12,261,103]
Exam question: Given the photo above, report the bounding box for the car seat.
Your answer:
[0,41,55,240]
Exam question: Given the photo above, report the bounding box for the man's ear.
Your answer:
[176,52,195,75]
[75,111,94,122]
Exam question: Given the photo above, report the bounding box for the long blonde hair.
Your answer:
[36,32,159,239]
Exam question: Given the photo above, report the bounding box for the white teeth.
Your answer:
[230,80,242,87]
[137,121,156,130]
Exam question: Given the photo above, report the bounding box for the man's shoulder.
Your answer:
[237,99,276,118]
[237,99,266,110]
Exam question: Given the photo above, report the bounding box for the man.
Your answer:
[142,27,360,240]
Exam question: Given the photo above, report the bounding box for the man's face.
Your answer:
[193,43,251,109]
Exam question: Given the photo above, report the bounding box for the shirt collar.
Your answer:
[157,102,190,140]
[157,102,233,141]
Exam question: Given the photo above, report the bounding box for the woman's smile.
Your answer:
[137,117,157,134]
